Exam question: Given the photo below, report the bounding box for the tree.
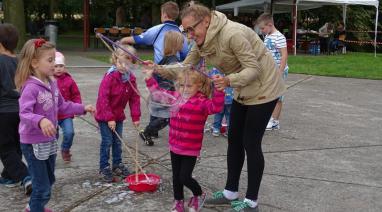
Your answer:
[3,0,26,50]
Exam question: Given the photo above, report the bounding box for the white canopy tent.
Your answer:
[216,0,380,56]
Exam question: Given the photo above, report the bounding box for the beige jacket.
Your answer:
[184,11,286,105]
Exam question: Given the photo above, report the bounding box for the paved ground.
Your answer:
[1,51,381,212]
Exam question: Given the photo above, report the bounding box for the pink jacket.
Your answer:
[146,77,224,156]
[95,70,141,122]
[54,73,82,120]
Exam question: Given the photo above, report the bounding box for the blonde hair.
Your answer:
[111,44,137,65]
[15,39,55,90]
[164,31,184,57]
[177,69,212,97]
[161,1,179,20]
[256,13,274,26]
[180,2,211,20]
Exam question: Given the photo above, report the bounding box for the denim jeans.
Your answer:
[58,118,74,151]
[21,144,56,212]
[213,104,232,130]
[98,121,123,170]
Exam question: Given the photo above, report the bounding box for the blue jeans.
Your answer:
[213,104,232,130]
[58,118,74,151]
[20,144,56,212]
[98,121,123,170]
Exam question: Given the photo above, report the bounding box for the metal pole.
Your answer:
[293,0,298,55]
[375,6,379,57]
[83,0,90,50]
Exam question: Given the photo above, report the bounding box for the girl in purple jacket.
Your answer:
[15,39,95,212]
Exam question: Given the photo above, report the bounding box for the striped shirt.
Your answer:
[32,140,58,160]
[264,30,289,71]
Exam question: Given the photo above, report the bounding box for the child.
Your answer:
[54,51,82,162]
[140,30,184,146]
[0,23,32,194]
[257,13,289,130]
[15,38,95,212]
[95,44,140,183]
[143,68,224,212]
[209,67,233,137]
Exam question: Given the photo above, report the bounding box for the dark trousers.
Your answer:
[0,112,29,182]
[144,115,169,136]
[225,99,277,200]
[21,144,55,212]
[171,151,202,200]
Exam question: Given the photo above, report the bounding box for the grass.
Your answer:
[288,52,382,80]
[85,51,382,80]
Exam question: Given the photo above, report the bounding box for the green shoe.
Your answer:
[204,191,237,206]
[230,200,259,212]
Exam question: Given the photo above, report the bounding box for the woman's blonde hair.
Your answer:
[164,31,184,57]
[177,69,212,97]
[111,44,137,65]
[180,2,211,20]
[15,39,55,90]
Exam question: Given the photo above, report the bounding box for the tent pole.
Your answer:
[293,0,298,55]
[375,6,379,57]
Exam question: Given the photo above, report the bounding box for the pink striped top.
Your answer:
[146,77,224,156]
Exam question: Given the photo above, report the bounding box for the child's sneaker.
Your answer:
[139,130,154,146]
[25,205,53,212]
[99,166,113,182]
[266,118,274,131]
[0,177,20,188]
[22,176,32,196]
[112,163,131,177]
[171,199,185,212]
[61,150,71,162]
[188,192,206,212]
[212,128,220,137]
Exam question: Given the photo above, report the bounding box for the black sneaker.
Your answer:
[22,176,32,196]
[139,130,154,146]
[112,163,131,177]
[99,166,113,183]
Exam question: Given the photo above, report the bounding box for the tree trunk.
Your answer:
[3,0,26,50]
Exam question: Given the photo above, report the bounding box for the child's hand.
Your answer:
[142,68,154,79]
[133,121,140,128]
[39,118,56,137]
[84,104,96,114]
[108,120,116,131]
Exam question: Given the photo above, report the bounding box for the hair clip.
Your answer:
[34,38,46,49]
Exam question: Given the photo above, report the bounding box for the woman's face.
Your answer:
[182,15,209,47]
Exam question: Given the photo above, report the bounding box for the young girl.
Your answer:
[15,38,95,212]
[54,51,82,162]
[140,30,184,146]
[143,68,224,212]
[95,44,140,183]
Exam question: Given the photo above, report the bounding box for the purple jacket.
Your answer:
[19,77,85,144]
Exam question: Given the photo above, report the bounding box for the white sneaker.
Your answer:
[272,120,280,130]
[266,118,274,131]
[212,128,220,137]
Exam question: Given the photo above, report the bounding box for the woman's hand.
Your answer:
[212,75,230,91]
[84,104,96,114]
[39,118,56,137]
[108,120,116,131]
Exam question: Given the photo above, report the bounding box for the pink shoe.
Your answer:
[188,192,206,212]
[25,205,53,212]
[171,199,184,212]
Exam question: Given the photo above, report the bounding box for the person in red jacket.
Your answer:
[54,51,82,162]
[95,45,141,182]
[143,67,224,212]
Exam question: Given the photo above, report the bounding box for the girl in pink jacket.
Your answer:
[54,51,82,162]
[143,68,224,212]
[95,45,141,183]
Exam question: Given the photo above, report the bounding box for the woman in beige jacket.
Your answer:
[178,3,286,211]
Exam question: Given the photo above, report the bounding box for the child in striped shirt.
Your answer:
[143,68,224,212]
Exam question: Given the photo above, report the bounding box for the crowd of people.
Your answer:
[0,1,292,212]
